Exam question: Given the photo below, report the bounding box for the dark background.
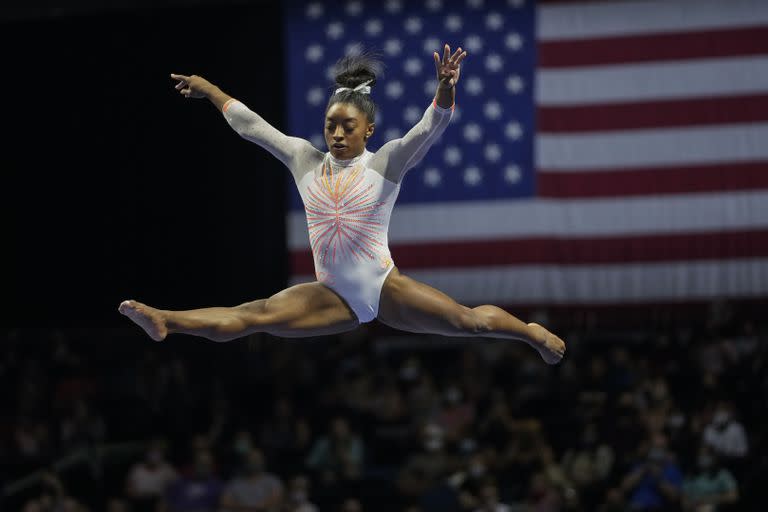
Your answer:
[2,3,290,327]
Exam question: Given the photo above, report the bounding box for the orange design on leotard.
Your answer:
[305,162,387,266]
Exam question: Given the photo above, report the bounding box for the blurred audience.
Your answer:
[1,308,765,511]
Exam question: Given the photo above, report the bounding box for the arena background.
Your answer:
[2,1,767,511]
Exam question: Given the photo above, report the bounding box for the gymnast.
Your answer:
[119,44,565,364]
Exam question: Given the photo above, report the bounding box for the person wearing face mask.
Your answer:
[220,449,284,512]
[619,434,682,511]
[702,402,748,461]
[397,423,458,497]
[561,423,615,509]
[447,452,492,512]
[438,385,475,444]
[126,441,178,512]
[283,475,318,512]
[305,417,364,485]
[682,446,738,512]
[165,450,224,512]
[473,479,511,512]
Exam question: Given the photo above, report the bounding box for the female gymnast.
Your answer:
[119,44,565,364]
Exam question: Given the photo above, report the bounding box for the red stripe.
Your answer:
[290,230,768,272]
[538,94,768,132]
[539,26,768,68]
[538,161,768,198]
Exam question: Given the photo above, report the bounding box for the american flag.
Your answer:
[285,0,768,306]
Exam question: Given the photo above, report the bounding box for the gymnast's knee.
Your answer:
[465,305,499,335]
[233,299,273,327]
[195,300,271,341]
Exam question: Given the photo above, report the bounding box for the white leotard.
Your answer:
[222,98,453,322]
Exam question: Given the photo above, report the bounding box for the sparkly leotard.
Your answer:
[222,98,453,322]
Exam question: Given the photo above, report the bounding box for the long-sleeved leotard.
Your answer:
[222,99,453,322]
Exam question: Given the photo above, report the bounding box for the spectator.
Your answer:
[447,450,492,511]
[437,384,475,443]
[620,434,682,511]
[220,448,283,512]
[473,479,511,512]
[60,399,105,452]
[164,449,223,512]
[226,429,256,471]
[14,415,51,469]
[283,475,318,512]
[597,488,626,512]
[339,498,363,512]
[260,397,297,459]
[561,423,614,508]
[397,423,457,497]
[682,446,738,511]
[497,419,547,499]
[106,499,131,512]
[126,440,178,512]
[22,471,89,512]
[306,416,364,484]
[523,471,563,512]
[702,401,748,460]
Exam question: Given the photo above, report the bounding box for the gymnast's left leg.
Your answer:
[377,267,565,364]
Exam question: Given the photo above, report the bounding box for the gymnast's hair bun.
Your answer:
[333,52,383,90]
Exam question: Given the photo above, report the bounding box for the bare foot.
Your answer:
[118,300,168,341]
[527,323,566,365]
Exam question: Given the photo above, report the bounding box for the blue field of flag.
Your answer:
[284,0,536,209]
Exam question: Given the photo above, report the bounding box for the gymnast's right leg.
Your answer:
[118,282,360,342]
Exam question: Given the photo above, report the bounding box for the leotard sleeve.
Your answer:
[222,99,323,182]
[368,101,454,183]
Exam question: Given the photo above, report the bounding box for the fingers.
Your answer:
[434,51,441,72]
[439,45,468,68]
[170,73,191,82]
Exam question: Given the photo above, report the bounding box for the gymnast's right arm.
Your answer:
[170,73,321,176]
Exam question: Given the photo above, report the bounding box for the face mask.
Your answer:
[698,455,714,470]
[647,447,666,464]
[196,463,212,477]
[246,462,264,475]
[713,410,730,427]
[400,365,419,381]
[234,439,251,455]
[445,388,462,404]
[425,439,443,452]
[581,432,597,448]
[469,463,486,478]
[667,413,685,429]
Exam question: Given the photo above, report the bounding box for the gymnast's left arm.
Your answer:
[370,44,467,183]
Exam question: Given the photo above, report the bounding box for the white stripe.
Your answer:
[538,0,768,42]
[291,259,768,304]
[287,190,768,248]
[537,56,768,106]
[537,123,768,170]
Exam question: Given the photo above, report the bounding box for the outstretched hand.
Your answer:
[433,44,468,89]
[170,73,213,99]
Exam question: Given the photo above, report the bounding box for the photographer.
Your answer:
[620,435,682,511]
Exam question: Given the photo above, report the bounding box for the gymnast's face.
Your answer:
[325,103,375,160]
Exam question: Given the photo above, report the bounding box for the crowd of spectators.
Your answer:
[1,303,765,511]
